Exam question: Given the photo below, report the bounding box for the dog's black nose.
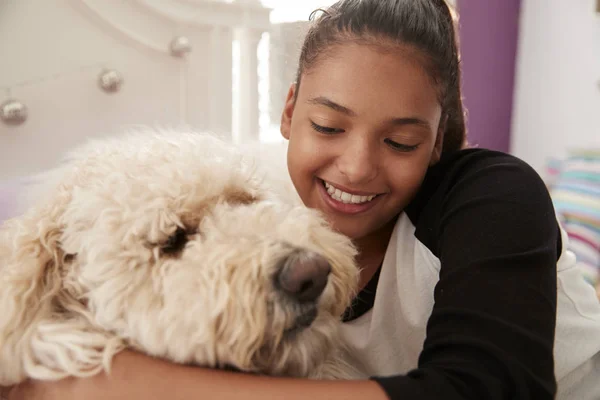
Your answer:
[276,251,331,303]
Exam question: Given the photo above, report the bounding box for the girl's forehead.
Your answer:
[300,43,441,115]
[307,40,431,73]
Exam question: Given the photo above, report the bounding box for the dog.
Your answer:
[0,129,360,387]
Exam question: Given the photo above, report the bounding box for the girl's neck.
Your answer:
[353,218,397,291]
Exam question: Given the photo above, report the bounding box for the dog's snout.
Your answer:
[277,251,331,303]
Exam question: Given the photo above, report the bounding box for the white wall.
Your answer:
[262,0,336,23]
[511,0,600,173]
[268,21,310,128]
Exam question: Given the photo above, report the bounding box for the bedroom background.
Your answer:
[0,0,599,291]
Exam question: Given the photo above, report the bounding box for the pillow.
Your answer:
[549,150,600,286]
[544,157,564,189]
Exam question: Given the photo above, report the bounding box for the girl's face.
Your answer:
[281,43,444,241]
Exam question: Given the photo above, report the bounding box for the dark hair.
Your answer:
[294,0,466,154]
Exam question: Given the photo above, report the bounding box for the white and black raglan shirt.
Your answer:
[338,149,600,400]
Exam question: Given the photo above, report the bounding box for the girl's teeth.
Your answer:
[323,181,376,204]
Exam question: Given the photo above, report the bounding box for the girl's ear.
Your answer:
[280,84,297,140]
[430,115,447,166]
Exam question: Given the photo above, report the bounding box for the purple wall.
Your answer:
[457,0,522,153]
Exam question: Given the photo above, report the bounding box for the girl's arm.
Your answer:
[5,350,389,400]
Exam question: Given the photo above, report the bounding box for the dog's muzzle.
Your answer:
[276,250,331,304]
[275,249,332,334]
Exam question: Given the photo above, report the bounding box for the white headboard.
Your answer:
[0,0,271,180]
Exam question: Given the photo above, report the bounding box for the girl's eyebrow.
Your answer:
[307,96,357,117]
[387,117,432,131]
[307,96,431,131]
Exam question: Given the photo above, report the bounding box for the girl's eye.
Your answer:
[384,138,420,152]
[310,121,343,135]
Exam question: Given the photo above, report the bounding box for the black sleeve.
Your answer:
[371,151,559,399]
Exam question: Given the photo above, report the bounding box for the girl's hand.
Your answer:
[0,384,20,400]
[1,381,38,400]
[0,352,141,400]
[0,379,73,400]
[0,385,12,400]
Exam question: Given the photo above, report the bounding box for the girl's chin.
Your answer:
[326,218,368,240]
[329,214,399,245]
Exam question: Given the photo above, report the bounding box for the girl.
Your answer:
[5,0,600,399]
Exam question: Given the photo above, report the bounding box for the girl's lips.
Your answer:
[316,178,382,215]
[320,179,381,197]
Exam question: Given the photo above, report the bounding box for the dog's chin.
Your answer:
[221,308,335,377]
[282,305,319,339]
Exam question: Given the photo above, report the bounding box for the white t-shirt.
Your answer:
[336,149,600,399]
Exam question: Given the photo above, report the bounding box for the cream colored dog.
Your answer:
[0,130,359,387]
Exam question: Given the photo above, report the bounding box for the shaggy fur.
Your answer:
[0,130,360,386]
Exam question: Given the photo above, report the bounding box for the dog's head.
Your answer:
[0,131,359,383]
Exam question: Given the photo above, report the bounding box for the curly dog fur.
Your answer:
[0,130,360,386]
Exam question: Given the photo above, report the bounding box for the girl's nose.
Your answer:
[336,138,378,185]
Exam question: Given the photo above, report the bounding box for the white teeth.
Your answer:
[324,181,376,204]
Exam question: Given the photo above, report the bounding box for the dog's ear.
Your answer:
[0,191,123,386]
[0,204,67,385]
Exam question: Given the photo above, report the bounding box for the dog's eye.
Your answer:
[161,227,189,256]
[63,253,77,263]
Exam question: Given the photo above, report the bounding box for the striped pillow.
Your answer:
[544,158,564,189]
[549,150,600,286]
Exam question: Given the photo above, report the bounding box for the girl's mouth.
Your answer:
[317,178,383,215]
